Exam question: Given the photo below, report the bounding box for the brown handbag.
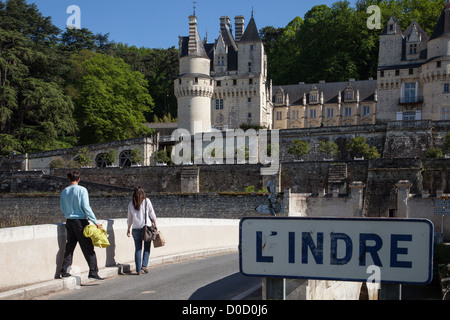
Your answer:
[153,229,166,248]
[142,199,157,242]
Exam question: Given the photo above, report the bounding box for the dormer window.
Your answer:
[344,84,354,101]
[309,85,319,104]
[345,91,353,101]
[275,88,284,105]
[217,56,225,66]
[409,43,417,54]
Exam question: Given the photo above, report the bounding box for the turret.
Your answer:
[175,14,214,134]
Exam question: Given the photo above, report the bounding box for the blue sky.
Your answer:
[26,0,357,49]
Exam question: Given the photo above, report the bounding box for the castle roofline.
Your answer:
[429,5,449,40]
[239,17,262,43]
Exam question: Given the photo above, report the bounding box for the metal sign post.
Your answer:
[434,198,450,239]
[255,175,283,216]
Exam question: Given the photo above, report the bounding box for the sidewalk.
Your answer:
[0,247,237,300]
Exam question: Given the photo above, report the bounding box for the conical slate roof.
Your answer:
[239,17,262,43]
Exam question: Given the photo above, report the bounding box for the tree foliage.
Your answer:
[68,52,154,144]
[0,0,171,156]
[347,136,380,159]
[287,139,311,159]
[261,0,445,85]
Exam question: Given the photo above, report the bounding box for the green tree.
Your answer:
[347,136,380,159]
[443,133,450,155]
[60,28,96,52]
[0,0,76,154]
[155,150,170,164]
[318,140,340,158]
[114,44,178,120]
[70,52,155,144]
[425,147,444,159]
[287,139,311,160]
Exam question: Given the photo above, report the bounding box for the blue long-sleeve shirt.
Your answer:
[60,184,98,225]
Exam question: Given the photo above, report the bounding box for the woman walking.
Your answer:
[127,187,157,275]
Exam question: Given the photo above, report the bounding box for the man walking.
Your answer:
[59,170,104,281]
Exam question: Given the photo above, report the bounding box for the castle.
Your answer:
[174,13,273,134]
[175,2,450,133]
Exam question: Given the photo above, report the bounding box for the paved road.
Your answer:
[42,252,261,300]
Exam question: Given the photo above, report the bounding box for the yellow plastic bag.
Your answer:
[83,224,110,248]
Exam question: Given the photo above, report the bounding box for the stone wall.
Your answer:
[0,136,158,173]
[2,121,450,174]
[0,192,271,227]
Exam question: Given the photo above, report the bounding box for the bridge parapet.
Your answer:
[0,218,239,294]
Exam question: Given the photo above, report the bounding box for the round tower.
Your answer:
[174,15,213,134]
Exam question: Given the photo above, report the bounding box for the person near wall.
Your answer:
[59,170,104,281]
[127,186,157,275]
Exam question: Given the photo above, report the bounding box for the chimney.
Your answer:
[445,0,450,34]
[220,16,231,32]
[235,15,245,41]
[188,15,198,55]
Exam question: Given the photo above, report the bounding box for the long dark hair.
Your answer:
[132,186,146,211]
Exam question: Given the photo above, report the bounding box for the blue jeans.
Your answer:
[132,228,151,273]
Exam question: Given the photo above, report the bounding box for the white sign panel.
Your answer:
[435,207,450,215]
[239,217,433,284]
[435,199,450,207]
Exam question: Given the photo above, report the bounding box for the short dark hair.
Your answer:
[67,171,80,182]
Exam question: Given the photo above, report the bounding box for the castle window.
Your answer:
[179,79,182,84]
[249,79,253,85]
[233,79,237,86]
[363,106,370,116]
[409,44,417,54]
[403,111,415,121]
[216,80,221,87]
[194,77,198,84]
[276,95,283,104]
[292,110,299,119]
[217,56,225,66]
[345,91,353,101]
[276,111,282,120]
[409,69,414,75]
[310,94,317,103]
[248,97,252,103]
[215,99,223,110]
[395,70,400,76]
[248,113,252,118]
[380,71,384,77]
[403,83,417,103]
[437,61,442,68]
[327,108,334,118]
[250,45,254,51]
[444,83,449,93]
[442,108,450,120]
[345,107,352,117]
[310,109,316,118]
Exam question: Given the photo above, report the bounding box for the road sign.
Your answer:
[435,199,450,208]
[239,217,434,285]
[435,207,450,215]
[255,203,283,215]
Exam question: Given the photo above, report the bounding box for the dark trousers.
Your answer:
[61,219,99,276]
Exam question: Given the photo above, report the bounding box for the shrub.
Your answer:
[425,147,444,159]
[287,139,310,160]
